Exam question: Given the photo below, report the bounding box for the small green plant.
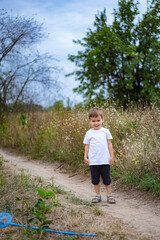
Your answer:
[138,173,160,195]
[13,170,41,191]
[16,187,59,238]
[0,156,6,191]
[30,188,58,232]
[21,113,27,128]
[93,207,103,216]
[0,154,3,168]
[121,121,137,136]
[0,173,6,189]
[66,195,93,206]
[54,186,68,195]
[32,198,52,230]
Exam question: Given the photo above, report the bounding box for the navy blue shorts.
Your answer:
[90,165,111,186]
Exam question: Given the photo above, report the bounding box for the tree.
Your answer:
[0,9,60,116]
[68,0,160,105]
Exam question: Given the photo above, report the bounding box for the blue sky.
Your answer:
[0,0,147,106]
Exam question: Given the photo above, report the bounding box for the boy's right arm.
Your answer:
[84,144,90,166]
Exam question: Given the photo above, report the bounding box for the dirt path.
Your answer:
[0,148,160,240]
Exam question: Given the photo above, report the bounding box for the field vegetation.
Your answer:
[0,104,159,196]
[0,156,137,240]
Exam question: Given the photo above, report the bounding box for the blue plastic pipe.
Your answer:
[10,223,97,236]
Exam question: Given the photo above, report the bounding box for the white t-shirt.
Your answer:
[83,127,113,165]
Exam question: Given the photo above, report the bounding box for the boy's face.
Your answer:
[89,115,104,130]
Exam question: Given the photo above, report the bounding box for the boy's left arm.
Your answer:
[107,139,114,166]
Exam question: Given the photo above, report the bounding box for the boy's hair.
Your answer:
[89,107,103,119]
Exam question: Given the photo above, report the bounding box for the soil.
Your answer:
[0,147,160,240]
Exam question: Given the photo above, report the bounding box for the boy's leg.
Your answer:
[106,184,116,203]
[106,184,112,196]
[101,165,116,203]
[90,166,100,188]
[94,184,100,195]
[92,184,101,203]
[90,166,101,202]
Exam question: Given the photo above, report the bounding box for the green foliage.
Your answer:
[52,100,64,111]
[68,0,160,106]
[66,195,93,206]
[0,173,6,189]
[0,154,3,167]
[32,198,52,229]
[138,174,160,195]
[16,187,58,237]
[93,207,103,216]
[110,165,122,180]
[0,155,6,190]
[121,121,136,136]
[122,172,160,195]
[21,113,27,128]
[0,160,59,239]
[29,188,58,232]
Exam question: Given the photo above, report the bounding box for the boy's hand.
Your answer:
[84,157,90,166]
[84,144,89,166]
[107,140,114,166]
[109,157,114,166]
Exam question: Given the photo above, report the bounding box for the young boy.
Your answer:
[83,107,116,204]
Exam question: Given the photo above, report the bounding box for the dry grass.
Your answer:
[0,157,142,240]
[0,105,160,194]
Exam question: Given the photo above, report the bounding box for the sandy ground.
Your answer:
[0,148,160,240]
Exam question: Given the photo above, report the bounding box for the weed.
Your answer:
[0,154,3,167]
[0,173,6,189]
[21,113,27,128]
[20,187,58,237]
[13,170,42,191]
[93,207,103,216]
[54,186,68,195]
[138,173,160,195]
[119,235,128,240]
[66,195,93,206]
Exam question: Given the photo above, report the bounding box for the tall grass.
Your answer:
[0,105,160,195]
